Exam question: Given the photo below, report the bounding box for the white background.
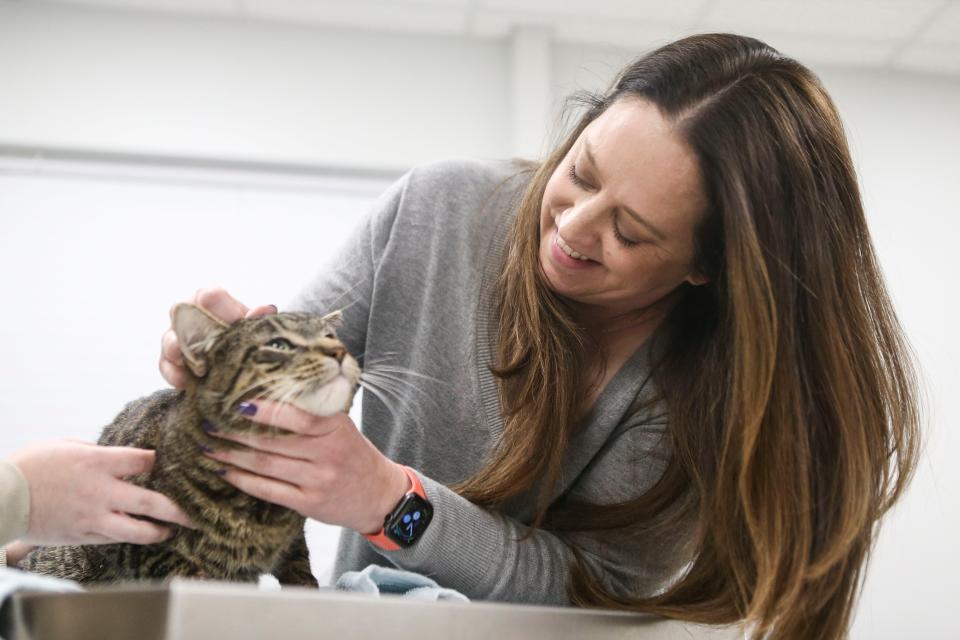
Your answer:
[0,1,958,636]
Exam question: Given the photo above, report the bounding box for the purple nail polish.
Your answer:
[201,420,217,433]
[213,468,227,476]
[237,402,258,416]
[199,445,215,454]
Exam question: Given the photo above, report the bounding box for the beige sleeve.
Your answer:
[0,459,31,548]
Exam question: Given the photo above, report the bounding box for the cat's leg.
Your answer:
[18,544,112,583]
[271,530,318,588]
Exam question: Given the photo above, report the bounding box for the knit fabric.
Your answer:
[289,158,689,605]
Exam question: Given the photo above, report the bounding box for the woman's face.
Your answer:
[539,98,709,321]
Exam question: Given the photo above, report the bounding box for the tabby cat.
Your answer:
[20,304,360,586]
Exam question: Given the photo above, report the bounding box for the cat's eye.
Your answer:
[264,338,294,350]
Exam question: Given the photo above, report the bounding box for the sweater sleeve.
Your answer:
[0,460,31,547]
[375,419,689,605]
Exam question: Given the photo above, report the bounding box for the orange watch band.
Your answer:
[363,466,426,551]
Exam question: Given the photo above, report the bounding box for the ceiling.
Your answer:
[17,0,960,77]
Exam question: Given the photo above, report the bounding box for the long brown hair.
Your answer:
[455,33,921,639]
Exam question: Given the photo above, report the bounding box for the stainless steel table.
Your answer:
[0,579,744,639]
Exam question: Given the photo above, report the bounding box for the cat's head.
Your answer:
[172,304,360,425]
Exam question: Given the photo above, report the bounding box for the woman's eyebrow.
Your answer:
[583,138,668,241]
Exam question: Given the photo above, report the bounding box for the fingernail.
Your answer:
[237,402,258,416]
[213,468,227,476]
[268,304,278,313]
[199,445,215,454]
[201,420,217,433]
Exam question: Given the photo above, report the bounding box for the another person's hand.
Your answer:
[7,440,194,546]
[159,287,277,389]
[201,401,410,535]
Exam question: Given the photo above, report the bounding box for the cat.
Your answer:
[19,304,361,586]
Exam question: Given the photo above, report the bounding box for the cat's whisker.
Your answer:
[332,296,362,318]
[352,350,401,368]
[360,372,445,420]
[321,277,366,315]
[358,375,436,436]
[360,371,431,399]
[361,368,445,402]
[357,379,414,431]
[363,364,450,387]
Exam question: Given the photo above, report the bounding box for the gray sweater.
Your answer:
[289,158,688,605]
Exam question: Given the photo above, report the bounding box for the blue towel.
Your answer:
[335,565,469,602]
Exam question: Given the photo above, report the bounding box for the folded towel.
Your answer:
[335,565,469,602]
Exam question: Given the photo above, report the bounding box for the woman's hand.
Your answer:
[7,440,195,546]
[159,287,277,389]
[201,400,410,534]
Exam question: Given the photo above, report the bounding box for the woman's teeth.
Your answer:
[556,234,590,261]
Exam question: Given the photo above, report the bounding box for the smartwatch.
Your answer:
[364,466,433,551]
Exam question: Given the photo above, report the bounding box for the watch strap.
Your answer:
[363,466,425,551]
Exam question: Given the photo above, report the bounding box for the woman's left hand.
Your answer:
[202,400,410,534]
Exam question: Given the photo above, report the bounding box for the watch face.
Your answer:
[385,494,433,548]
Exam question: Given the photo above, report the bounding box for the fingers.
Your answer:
[205,446,307,485]
[161,329,183,366]
[159,357,189,390]
[159,328,188,388]
[74,533,116,545]
[99,447,156,477]
[98,512,173,545]
[210,431,314,461]
[220,468,302,511]
[4,541,38,566]
[192,287,250,324]
[163,289,273,388]
[117,485,196,529]
[245,304,279,319]
[237,400,349,437]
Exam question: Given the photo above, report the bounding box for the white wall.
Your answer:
[0,3,957,637]
[0,1,510,170]
[817,68,960,639]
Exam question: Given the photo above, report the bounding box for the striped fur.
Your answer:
[20,307,359,586]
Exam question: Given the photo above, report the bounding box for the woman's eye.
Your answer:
[265,338,294,350]
[568,163,593,190]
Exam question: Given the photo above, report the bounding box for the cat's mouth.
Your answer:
[282,375,356,417]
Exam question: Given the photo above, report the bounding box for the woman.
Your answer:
[160,34,919,638]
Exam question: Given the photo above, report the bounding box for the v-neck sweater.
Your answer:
[288,158,689,605]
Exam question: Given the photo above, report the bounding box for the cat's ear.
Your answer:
[173,303,228,378]
[321,309,343,331]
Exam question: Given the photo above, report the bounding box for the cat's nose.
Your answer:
[328,346,346,363]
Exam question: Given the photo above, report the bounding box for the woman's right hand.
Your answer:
[159,287,277,389]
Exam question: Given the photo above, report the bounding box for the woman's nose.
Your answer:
[556,197,605,242]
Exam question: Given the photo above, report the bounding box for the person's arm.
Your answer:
[0,459,30,549]
[2,441,194,550]
[379,421,687,604]
[204,398,686,605]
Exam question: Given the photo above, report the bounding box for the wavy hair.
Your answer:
[455,33,921,639]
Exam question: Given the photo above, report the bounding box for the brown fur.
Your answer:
[20,306,360,586]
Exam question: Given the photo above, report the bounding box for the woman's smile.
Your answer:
[550,229,600,270]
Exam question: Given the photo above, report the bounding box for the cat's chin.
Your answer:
[288,375,356,418]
